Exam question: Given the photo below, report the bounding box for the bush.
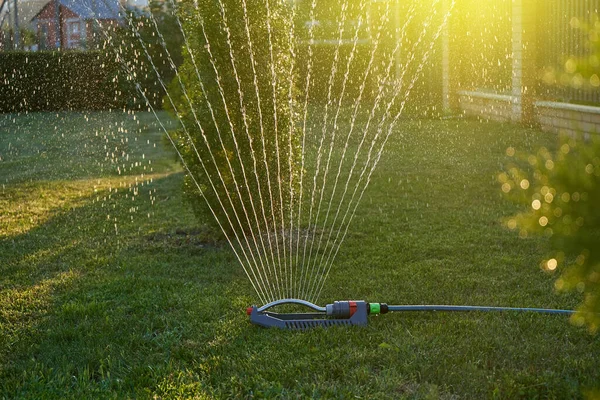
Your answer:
[169,0,300,236]
[0,51,134,112]
[501,135,600,333]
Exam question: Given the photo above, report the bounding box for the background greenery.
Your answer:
[1,111,599,398]
[114,0,185,109]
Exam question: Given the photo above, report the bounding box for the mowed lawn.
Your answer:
[1,111,599,399]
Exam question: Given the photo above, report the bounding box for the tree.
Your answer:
[112,0,184,108]
[539,12,600,102]
[501,12,600,334]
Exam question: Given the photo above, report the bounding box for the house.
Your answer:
[30,0,121,50]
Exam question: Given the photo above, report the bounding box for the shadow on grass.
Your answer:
[0,172,473,399]
[0,172,256,397]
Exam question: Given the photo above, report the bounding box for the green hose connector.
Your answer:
[369,303,381,314]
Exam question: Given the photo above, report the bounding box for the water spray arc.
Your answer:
[89,0,459,306]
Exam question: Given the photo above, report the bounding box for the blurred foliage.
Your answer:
[296,43,375,105]
[0,51,130,112]
[293,0,380,105]
[565,15,600,86]
[110,0,184,109]
[168,0,300,236]
[1,27,37,50]
[501,136,600,334]
[294,0,368,42]
[293,0,444,114]
[20,29,37,48]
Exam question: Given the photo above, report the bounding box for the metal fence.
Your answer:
[537,0,600,105]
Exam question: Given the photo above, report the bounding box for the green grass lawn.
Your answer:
[1,111,599,399]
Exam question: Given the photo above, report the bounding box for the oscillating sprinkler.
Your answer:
[247,299,576,330]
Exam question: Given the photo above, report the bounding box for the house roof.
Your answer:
[31,0,121,22]
[59,0,120,20]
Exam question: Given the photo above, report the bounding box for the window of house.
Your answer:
[70,22,79,35]
[66,20,81,49]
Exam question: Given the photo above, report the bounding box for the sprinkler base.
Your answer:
[248,299,370,329]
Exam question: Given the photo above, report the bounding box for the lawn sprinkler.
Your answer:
[247,299,576,330]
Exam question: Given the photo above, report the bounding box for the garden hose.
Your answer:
[247,299,575,329]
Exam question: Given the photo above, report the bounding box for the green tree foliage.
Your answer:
[2,27,37,51]
[112,0,184,108]
[501,136,600,333]
[21,29,37,48]
[564,15,600,87]
[169,0,300,236]
[293,0,377,105]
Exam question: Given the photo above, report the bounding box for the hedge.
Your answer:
[0,51,141,112]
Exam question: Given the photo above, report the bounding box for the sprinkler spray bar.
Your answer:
[247,299,575,330]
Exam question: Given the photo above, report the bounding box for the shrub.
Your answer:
[501,135,600,333]
[169,0,300,236]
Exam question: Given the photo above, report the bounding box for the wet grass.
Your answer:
[1,111,599,399]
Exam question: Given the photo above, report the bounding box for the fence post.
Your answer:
[511,0,537,124]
